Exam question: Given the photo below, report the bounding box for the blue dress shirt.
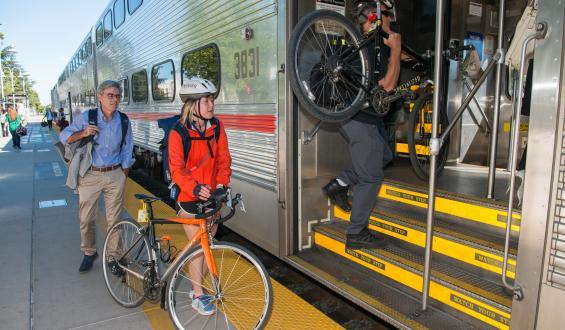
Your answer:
[60,109,135,169]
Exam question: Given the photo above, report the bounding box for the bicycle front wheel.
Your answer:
[288,9,370,122]
[407,92,450,180]
[167,242,273,329]
[102,219,151,308]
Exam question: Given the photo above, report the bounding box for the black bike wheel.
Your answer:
[102,219,151,308]
[288,10,370,122]
[407,93,449,180]
[167,242,273,330]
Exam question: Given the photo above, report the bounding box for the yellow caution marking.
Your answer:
[123,179,342,329]
[503,122,529,133]
[395,142,430,156]
[314,233,510,329]
[379,184,521,232]
[334,208,516,278]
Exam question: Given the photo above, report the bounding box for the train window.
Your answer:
[114,0,126,29]
[131,69,148,103]
[103,11,113,40]
[128,0,142,14]
[181,44,220,91]
[120,77,130,104]
[96,23,103,46]
[151,60,175,102]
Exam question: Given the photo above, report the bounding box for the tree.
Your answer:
[0,29,43,111]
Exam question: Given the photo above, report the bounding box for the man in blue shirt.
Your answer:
[60,80,134,272]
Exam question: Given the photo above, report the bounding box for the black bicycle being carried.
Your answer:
[287,8,458,179]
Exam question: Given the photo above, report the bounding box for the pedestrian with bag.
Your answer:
[168,77,231,315]
[59,80,134,273]
[6,105,23,149]
[44,109,54,130]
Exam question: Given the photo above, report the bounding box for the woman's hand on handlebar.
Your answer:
[193,184,212,201]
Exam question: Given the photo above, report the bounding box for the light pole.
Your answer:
[0,44,5,110]
[9,68,15,107]
[21,76,27,114]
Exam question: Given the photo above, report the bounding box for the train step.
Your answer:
[379,179,521,235]
[313,222,512,330]
[289,250,483,330]
[333,204,518,279]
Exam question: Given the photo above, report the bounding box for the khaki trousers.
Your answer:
[77,168,126,256]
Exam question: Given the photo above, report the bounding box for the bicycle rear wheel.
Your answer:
[167,242,272,329]
[288,9,370,122]
[102,219,151,308]
[407,93,449,180]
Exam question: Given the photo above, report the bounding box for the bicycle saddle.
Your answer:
[134,194,161,203]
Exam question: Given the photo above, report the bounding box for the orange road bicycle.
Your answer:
[102,188,273,329]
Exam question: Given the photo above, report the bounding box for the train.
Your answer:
[52,0,565,329]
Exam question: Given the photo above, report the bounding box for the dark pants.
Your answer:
[337,119,393,234]
[0,123,7,137]
[47,120,53,129]
[10,130,20,148]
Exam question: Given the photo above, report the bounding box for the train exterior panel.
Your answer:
[52,0,565,328]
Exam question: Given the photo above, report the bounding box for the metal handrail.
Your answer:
[502,21,547,300]
[487,0,507,199]
[463,79,492,134]
[421,0,446,311]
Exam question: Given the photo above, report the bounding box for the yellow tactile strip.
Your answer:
[123,179,342,329]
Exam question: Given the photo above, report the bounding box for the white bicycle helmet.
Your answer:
[354,0,395,24]
[179,77,218,102]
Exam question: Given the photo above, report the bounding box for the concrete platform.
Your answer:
[1,117,342,329]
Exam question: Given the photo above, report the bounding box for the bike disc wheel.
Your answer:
[167,242,273,330]
[407,93,449,180]
[288,9,370,122]
[102,219,151,308]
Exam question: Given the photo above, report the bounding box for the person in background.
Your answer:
[168,77,231,315]
[58,115,69,130]
[323,0,401,250]
[59,80,134,273]
[45,109,54,130]
[0,106,8,137]
[6,105,23,149]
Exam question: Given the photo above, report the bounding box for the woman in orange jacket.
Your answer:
[168,77,231,315]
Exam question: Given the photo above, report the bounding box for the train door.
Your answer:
[285,0,560,328]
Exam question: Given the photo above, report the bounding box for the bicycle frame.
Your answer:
[114,209,220,291]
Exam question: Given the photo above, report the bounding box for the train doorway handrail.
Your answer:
[502,21,547,301]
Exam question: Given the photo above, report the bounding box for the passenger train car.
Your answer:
[53,0,565,328]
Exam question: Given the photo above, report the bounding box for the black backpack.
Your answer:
[87,108,129,150]
[164,118,221,184]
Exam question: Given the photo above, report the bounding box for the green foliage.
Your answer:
[0,30,43,110]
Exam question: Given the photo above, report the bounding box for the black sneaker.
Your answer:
[346,228,388,249]
[79,252,98,273]
[322,179,352,212]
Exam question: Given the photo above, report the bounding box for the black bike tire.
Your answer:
[102,218,151,308]
[167,241,273,329]
[287,10,370,122]
[407,93,449,180]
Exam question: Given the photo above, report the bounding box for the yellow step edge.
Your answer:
[334,207,516,279]
[123,179,342,330]
[379,183,521,232]
[314,232,511,330]
[396,142,430,156]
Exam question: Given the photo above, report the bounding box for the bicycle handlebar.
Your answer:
[193,188,242,223]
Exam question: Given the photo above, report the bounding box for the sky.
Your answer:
[1,0,109,105]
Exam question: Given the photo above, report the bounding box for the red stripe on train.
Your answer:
[124,112,276,134]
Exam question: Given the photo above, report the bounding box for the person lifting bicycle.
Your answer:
[323,0,401,250]
[167,77,232,315]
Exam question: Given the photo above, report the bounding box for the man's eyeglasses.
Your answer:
[104,93,122,100]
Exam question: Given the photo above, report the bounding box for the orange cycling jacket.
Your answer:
[168,119,232,202]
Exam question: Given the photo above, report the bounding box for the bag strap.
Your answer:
[87,108,129,150]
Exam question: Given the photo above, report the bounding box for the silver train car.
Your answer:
[53,0,565,328]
